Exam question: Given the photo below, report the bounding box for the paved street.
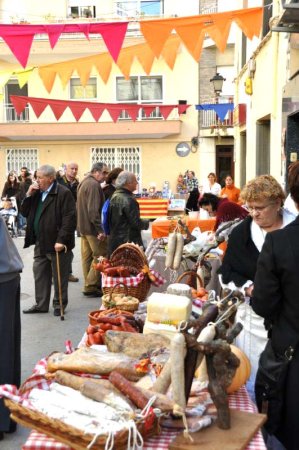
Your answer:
[1,236,103,449]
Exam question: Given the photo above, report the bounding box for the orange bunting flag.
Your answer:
[140,7,262,60]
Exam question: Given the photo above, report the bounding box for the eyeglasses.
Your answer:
[247,202,276,213]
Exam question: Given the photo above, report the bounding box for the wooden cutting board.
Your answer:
[168,409,266,450]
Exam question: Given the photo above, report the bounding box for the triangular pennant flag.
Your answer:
[0,27,35,67]
[208,11,233,52]
[106,105,122,122]
[140,20,174,57]
[58,67,75,89]
[9,95,28,115]
[233,7,263,40]
[136,46,155,75]
[16,68,34,89]
[124,105,140,121]
[48,100,68,120]
[117,48,135,79]
[142,105,156,117]
[38,67,57,93]
[68,103,87,121]
[77,23,90,40]
[93,54,113,84]
[161,36,181,70]
[159,105,175,120]
[89,105,105,122]
[99,22,129,62]
[28,98,49,118]
[178,104,190,114]
[45,24,65,49]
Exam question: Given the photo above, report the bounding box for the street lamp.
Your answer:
[210,72,226,97]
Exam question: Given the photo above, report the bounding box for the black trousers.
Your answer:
[0,275,21,432]
[33,243,72,311]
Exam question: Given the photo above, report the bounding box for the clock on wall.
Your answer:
[176,142,191,157]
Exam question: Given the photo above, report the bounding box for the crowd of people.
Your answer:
[2,162,299,449]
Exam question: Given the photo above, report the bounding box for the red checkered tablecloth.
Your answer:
[22,386,266,450]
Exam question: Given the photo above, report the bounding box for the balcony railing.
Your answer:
[4,104,30,122]
[118,106,164,121]
[199,97,234,128]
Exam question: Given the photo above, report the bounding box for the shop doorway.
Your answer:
[216,145,234,187]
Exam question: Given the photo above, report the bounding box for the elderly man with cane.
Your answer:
[22,165,76,317]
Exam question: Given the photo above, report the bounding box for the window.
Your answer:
[70,78,97,99]
[115,1,163,17]
[6,148,39,175]
[91,146,141,184]
[69,6,96,18]
[116,76,162,102]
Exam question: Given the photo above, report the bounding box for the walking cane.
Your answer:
[56,250,65,321]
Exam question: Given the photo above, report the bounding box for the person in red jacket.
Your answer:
[198,193,248,231]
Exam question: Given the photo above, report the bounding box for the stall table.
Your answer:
[137,198,169,219]
[22,386,266,450]
[152,217,216,239]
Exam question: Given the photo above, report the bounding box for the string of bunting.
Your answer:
[196,103,234,122]
[10,95,190,122]
[0,7,262,68]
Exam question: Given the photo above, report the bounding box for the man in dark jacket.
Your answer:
[108,171,149,256]
[22,165,76,316]
[57,161,79,282]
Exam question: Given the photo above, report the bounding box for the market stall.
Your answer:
[0,243,267,450]
[151,217,215,239]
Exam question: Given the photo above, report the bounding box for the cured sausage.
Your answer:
[109,371,149,409]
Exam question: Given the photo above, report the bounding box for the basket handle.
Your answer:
[175,270,203,288]
[110,282,129,300]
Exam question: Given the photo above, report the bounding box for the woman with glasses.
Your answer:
[218,175,296,400]
[252,163,299,450]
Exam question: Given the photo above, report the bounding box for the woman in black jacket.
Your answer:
[252,163,299,450]
[218,175,296,400]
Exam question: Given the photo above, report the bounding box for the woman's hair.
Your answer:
[198,193,220,211]
[7,172,19,187]
[208,172,217,179]
[106,167,123,185]
[288,161,299,205]
[240,175,285,204]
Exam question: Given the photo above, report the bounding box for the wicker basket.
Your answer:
[4,398,158,450]
[102,244,151,302]
[102,283,139,312]
[176,270,203,290]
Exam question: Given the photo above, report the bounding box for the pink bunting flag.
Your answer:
[0,22,129,68]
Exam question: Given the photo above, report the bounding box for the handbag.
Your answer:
[255,338,296,434]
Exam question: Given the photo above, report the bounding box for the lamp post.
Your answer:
[210,72,226,98]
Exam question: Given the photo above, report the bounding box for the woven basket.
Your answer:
[176,270,203,290]
[102,283,139,312]
[103,244,151,302]
[4,398,158,450]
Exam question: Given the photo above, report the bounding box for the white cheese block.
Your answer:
[146,292,192,325]
[167,283,192,298]
[143,318,178,340]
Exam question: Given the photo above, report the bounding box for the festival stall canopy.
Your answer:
[0,7,262,68]
[10,95,190,122]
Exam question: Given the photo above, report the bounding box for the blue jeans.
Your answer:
[17,213,26,230]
